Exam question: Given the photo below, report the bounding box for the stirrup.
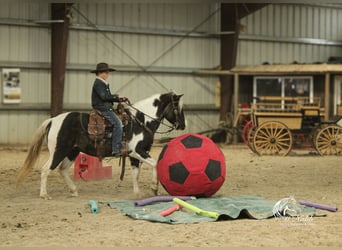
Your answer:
[112,148,130,158]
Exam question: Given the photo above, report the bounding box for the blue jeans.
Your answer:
[101,110,123,153]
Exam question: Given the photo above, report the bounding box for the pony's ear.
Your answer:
[175,94,183,100]
[153,98,160,107]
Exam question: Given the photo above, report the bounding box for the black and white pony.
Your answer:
[16,92,186,199]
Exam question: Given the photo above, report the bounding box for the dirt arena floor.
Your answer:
[0,143,341,247]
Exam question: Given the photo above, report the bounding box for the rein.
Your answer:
[127,103,177,134]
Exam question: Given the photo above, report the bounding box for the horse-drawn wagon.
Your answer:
[243,96,342,156]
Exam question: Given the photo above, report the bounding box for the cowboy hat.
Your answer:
[90,62,116,73]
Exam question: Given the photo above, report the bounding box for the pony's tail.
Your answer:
[16,118,51,187]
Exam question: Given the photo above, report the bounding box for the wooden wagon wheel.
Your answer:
[253,121,293,156]
[242,119,253,145]
[242,120,256,153]
[247,126,257,153]
[315,125,342,155]
[238,114,251,142]
[310,124,327,151]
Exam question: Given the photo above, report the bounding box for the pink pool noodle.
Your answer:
[299,200,338,212]
[159,204,182,217]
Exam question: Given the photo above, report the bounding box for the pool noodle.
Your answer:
[299,200,338,212]
[159,204,182,217]
[134,196,195,206]
[173,198,219,219]
[88,200,99,214]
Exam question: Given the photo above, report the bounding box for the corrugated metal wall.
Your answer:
[0,3,341,144]
[0,2,51,144]
[238,4,342,65]
[0,2,221,144]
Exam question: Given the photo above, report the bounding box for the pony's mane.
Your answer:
[133,93,161,108]
[131,93,177,114]
[129,92,181,119]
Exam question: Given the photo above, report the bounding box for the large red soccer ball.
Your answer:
[157,133,226,197]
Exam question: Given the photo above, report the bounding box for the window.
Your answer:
[255,78,281,97]
[284,78,311,98]
[253,76,313,102]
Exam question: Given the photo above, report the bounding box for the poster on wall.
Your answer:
[2,68,21,104]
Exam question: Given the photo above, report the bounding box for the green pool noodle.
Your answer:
[173,197,219,219]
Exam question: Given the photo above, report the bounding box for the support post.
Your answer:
[324,73,330,121]
[233,73,239,119]
[50,3,72,117]
[219,4,239,122]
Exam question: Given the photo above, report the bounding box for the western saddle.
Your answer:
[87,103,130,157]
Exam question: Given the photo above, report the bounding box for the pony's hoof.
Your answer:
[133,187,140,195]
[133,191,145,199]
[40,194,52,200]
[150,184,159,195]
[70,191,78,197]
[151,188,159,196]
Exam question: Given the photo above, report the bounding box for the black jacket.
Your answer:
[91,77,120,112]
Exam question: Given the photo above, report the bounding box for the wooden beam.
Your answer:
[219,3,239,121]
[324,73,330,121]
[219,3,267,122]
[233,73,239,119]
[50,3,72,117]
[236,4,269,19]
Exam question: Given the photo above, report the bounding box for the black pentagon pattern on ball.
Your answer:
[169,162,189,184]
[181,135,203,148]
[205,159,221,181]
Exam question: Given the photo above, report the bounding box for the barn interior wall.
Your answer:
[238,4,342,65]
[0,3,341,144]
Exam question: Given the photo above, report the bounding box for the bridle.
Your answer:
[159,95,183,131]
[127,94,183,134]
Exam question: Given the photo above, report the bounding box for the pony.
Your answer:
[16,92,186,199]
